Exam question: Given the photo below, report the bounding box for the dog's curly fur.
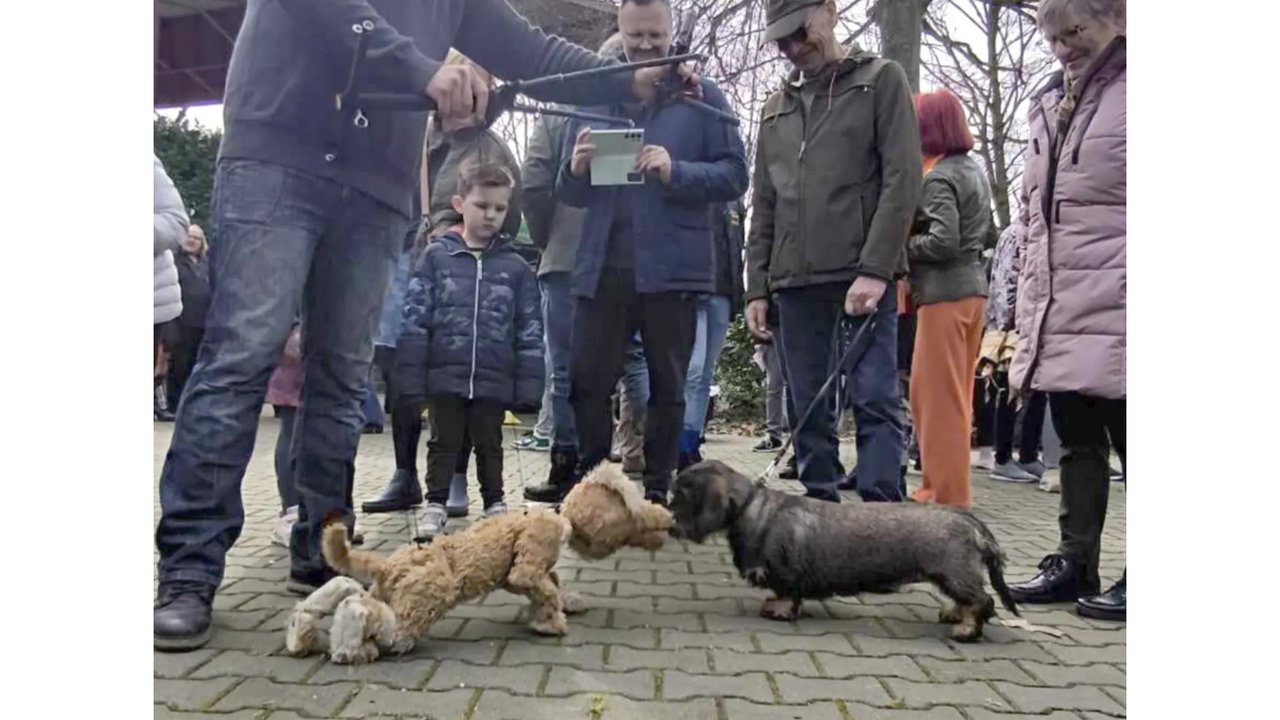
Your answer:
[286,509,575,664]
[559,463,674,559]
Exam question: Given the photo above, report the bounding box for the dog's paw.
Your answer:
[530,608,569,636]
[938,605,963,624]
[743,567,768,586]
[331,640,380,665]
[759,596,800,622]
[949,618,984,643]
[560,591,587,615]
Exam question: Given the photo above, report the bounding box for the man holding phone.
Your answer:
[155,0,697,653]
[522,0,748,506]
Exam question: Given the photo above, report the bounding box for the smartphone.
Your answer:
[589,128,646,186]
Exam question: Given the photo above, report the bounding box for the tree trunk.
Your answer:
[874,0,932,92]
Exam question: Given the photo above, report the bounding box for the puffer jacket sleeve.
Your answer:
[393,248,437,409]
[664,81,749,204]
[154,155,189,255]
[512,262,545,408]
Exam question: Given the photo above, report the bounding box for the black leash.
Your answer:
[756,314,879,487]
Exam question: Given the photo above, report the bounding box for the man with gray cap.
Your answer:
[744,0,922,504]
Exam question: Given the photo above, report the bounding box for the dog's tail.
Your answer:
[583,463,673,530]
[960,511,1019,617]
[321,521,385,585]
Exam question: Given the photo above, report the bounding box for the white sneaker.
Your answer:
[413,503,448,542]
[483,502,509,518]
[273,505,299,547]
[973,447,995,470]
[991,461,1039,483]
[1039,469,1061,494]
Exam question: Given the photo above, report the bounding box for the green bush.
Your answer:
[154,114,222,228]
[714,315,765,423]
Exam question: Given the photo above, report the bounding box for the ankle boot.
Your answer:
[361,468,422,513]
[1008,554,1099,604]
[1076,569,1125,621]
[524,449,579,504]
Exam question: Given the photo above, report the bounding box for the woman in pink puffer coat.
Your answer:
[1006,0,1126,623]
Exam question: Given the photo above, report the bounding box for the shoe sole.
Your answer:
[1075,604,1126,622]
[446,507,470,518]
[155,626,213,651]
[361,501,423,514]
[991,473,1039,483]
[752,445,782,453]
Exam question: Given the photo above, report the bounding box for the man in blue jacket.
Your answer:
[522,0,748,506]
[154,0,694,653]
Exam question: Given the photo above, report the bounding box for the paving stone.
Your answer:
[713,650,817,675]
[407,638,502,665]
[608,646,710,673]
[913,657,1034,684]
[842,707,966,720]
[307,656,436,689]
[543,667,656,699]
[856,591,941,608]
[1018,660,1126,687]
[1059,626,1127,646]
[1101,685,1125,708]
[546,627,658,648]
[825,600,926,623]
[205,628,285,654]
[882,679,1012,712]
[618,558,692,572]
[654,570,737,584]
[444,602,523,623]
[212,609,277,631]
[500,640,606,669]
[236,593,298,611]
[472,690,718,720]
[756,631,855,654]
[211,594,251,612]
[991,682,1126,714]
[616,580,695,599]
[661,630,755,651]
[947,638,1057,663]
[449,618,526,641]
[657,597,743,615]
[189,649,321,683]
[813,653,929,681]
[579,568,653,583]
[772,674,892,705]
[154,678,241,712]
[565,580,617,597]
[427,659,542,694]
[153,649,222,679]
[853,634,960,659]
[1040,642,1127,666]
[664,670,774,702]
[693,583,769,600]
[963,710,1080,720]
[611,609,703,630]
[212,677,355,716]
[219,578,287,595]
[338,686,472,719]
[722,699,843,720]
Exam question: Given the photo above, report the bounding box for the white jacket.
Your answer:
[154,155,189,324]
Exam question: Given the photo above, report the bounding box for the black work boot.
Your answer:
[1008,554,1099,604]
[523,450,579,504]
[1076,569,1126,621]
[154,582,215,651]
[361,469,422,513]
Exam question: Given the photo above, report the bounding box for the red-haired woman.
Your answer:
[906,90,995,509]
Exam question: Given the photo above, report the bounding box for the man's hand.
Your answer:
[844,276,887,316]
[426,63,489,123]
[631,63,702,102]
[635,145,673,185]
[746,299,772,341]
[569,127,596,178]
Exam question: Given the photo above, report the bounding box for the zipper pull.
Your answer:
[798,140,807,161]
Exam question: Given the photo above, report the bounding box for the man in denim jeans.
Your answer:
[153,0,694,652]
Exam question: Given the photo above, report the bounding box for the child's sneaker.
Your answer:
[973,447,995,470]
[991,461,1039,483]
[752,436,783,453]
[1018,459,1046,478]
[272,505,299,547]
[513,432,550,452]
[1039,469,1061,494]
[413,503,448,542]
[483,502,509,519]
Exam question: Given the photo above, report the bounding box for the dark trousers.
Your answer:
[774,282,903,502]
[570,269,697,495]
[993,369,1046,465]
[1050,392,1126,586]
[274,405,300,510]
[167,325,205,411]
[424,394,503,507]
[154,159,405,587]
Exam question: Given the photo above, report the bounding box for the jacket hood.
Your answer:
[435,230,517,256]
[784,43,878,86]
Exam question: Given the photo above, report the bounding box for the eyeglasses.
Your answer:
[775,25,809,50]
[1042,22,1089,48]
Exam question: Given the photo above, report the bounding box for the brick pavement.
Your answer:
[154,412,1126,719]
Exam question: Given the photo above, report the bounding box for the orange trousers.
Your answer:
[909,297,985,509]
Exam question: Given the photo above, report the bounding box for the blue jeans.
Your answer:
[622,333,650,406]
[682,295,732,433]
[155,159,405,587]
[535,272,577,450]
[774,282,903,502]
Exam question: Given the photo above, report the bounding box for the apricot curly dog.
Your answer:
[285,510,579,665]
[559,462,674,559]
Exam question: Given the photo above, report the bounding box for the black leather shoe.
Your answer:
[286,567,341,596]
[361,469,422,513]
[524,450,579,504]
[154,582,215,651]
[1076,570,1125,621]
[778,457,798,480]
[1008,554,1099,604]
